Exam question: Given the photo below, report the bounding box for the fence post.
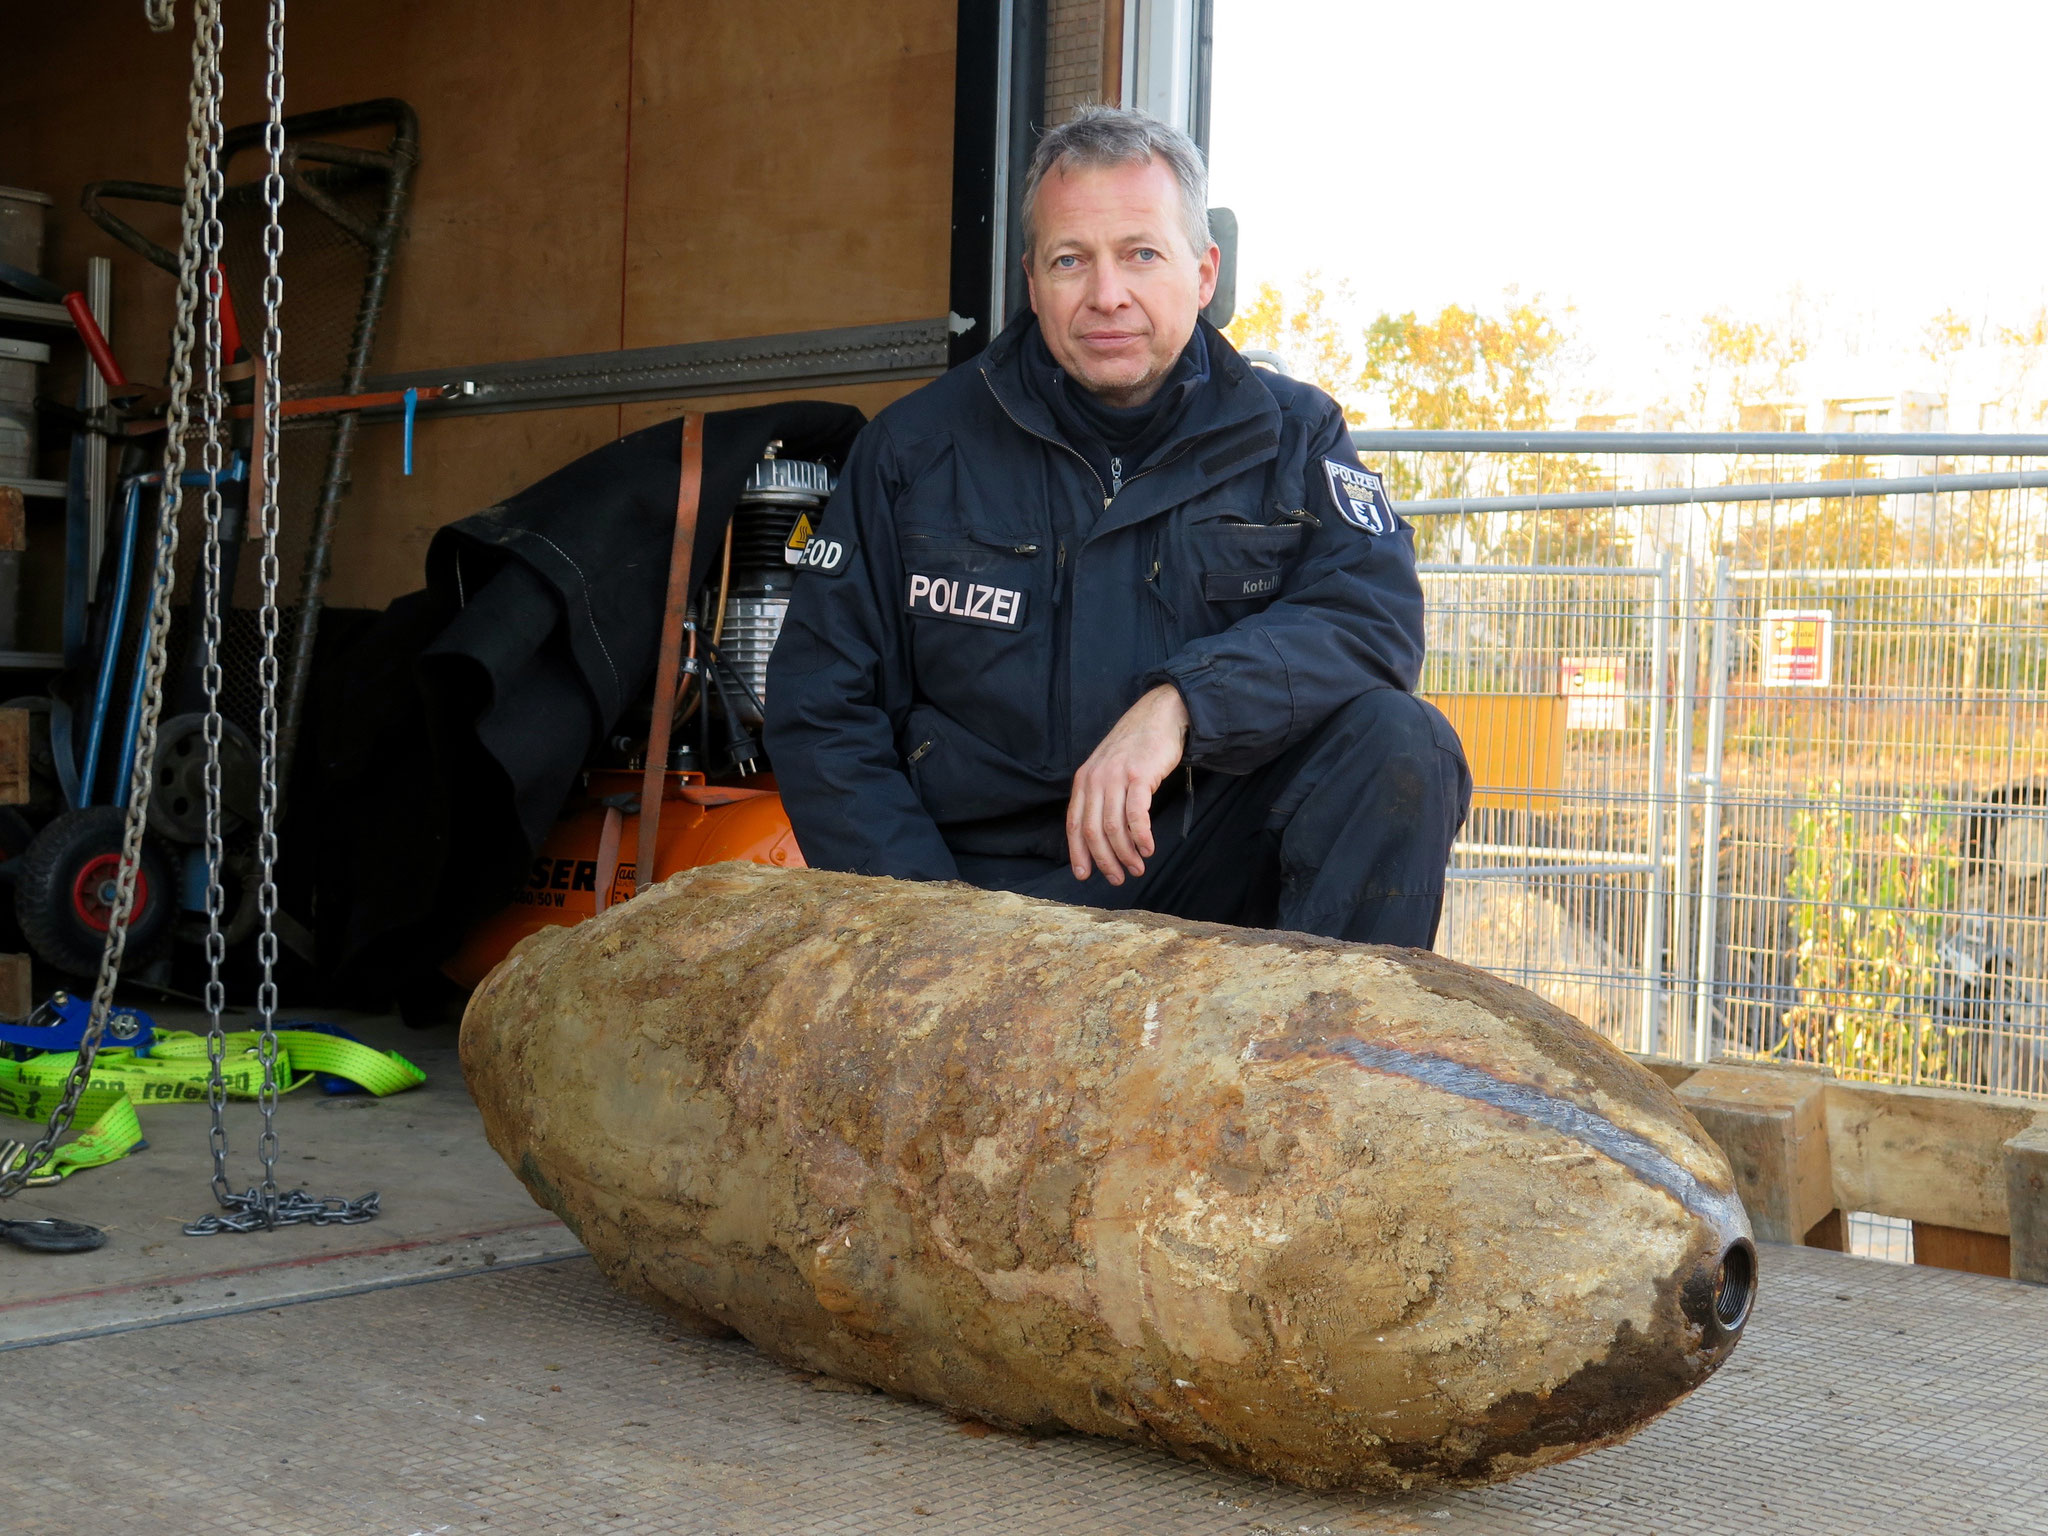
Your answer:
[1668,556,1698,1059]
[1691,556,1734,1064]
[1639,555,1672,1055]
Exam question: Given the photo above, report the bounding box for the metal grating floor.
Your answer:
[3,1244,2045,1536]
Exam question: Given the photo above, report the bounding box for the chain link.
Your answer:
[0,0,377,1226]
[251,0,290,1217]
[144,0,177,33]
[185,0,370,1237]
[194,0,234,1215]
[0,1,225,1203]
[185,1189,381,1236]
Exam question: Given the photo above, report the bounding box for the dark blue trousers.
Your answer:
[952,689,1472,948]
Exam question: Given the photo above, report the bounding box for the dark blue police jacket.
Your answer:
[762,312,1426,880]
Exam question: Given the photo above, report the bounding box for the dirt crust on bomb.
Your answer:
[460,863,1753,1490]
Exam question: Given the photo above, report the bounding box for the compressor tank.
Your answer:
[460,863,1754,1490]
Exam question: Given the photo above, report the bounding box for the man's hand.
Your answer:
[1067,684,1190,886]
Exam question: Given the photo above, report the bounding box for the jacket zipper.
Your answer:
[976,369,1266,767]
[1109,455,1123,499]
[981,373,1102,767]
[977,370,1224,533]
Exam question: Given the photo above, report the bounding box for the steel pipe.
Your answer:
[1354,430,2048,456]
[1393,469,2048,518]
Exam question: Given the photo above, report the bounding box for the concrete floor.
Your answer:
[4,1007,2048,1536]
[0,1008,583,1349]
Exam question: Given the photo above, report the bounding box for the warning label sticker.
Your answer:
[783,513,815,565]
[1763,609,1833,687]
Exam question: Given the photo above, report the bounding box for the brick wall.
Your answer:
[1045,0,1120,124]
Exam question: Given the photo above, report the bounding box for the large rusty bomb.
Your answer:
[461,863,1753,1490]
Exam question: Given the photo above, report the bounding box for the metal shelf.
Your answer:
[0,295,73,327]
[0,476,67,499]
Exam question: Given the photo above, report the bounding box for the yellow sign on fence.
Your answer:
[1763,609,1834,687]
[1421,694,1567,813]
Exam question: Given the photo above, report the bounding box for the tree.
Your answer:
[1223,274,1363,419]
[1358,295,1574,437]
[1685,306,1811,431]
[1990,308,2048,429]
[1354,293,1613,560]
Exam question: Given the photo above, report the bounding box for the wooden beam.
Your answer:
[1676,1065,1834,1244]
[1803,1209,1847,1251]
[1824,1080,2045,1237]
[0,952,30,1021]
[0,708,30,806]
[1912,1222,2013,1279]
[0,485,24,553]
[1632,1056,1698,1091]
[1100,0,1125,103]
[2009,1126,2048,1285]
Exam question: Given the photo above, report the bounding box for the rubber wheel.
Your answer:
[14,806,177,979]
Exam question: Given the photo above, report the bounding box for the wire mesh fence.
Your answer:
[1379,434,2048,1101]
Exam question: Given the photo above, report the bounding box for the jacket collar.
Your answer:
[978,312,1284,541]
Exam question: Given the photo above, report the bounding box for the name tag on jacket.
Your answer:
[906,573,1027,630]
[1204,569,1283,602]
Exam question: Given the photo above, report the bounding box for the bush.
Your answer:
[1781,787,1961,1082]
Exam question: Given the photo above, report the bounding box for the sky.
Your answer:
[1207,0,2048,412]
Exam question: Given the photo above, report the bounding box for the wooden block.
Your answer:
[0,486,23,553]
[1911,1221,2012,1278]
[1825,1080,2042,1235]
[1803,1209,1847,1251]
[1628,1055,1698,1091]
[0,952,31,1020]
[1676,1065,1833,1244]
[2008,1125,2048,1285]
[0,708,29,806]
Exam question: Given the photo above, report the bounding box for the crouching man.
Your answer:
[765,106,1470,945]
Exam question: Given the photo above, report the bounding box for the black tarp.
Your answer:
[312,401,866,1001]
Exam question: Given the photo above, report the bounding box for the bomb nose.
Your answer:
[1712,1239,1756,1333]
[1680,1236,1757,1339]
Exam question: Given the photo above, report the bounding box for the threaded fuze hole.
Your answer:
[1714,1240,1756,1331]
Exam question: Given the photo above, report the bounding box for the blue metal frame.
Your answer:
[71,459,247,809]
[75,477,146,808]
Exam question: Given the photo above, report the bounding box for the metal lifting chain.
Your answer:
[194,0,234,1215]
[187,0,376,1236]
[0,2,224,1203]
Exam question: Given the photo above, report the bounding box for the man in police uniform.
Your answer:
[764,106,1470,946]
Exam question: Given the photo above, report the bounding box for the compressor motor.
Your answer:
[692,445,835,768]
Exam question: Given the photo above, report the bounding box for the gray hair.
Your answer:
[1020,105,1212,263]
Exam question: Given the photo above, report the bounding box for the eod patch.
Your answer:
[1323,459,1395,535]
[792,533,848,575]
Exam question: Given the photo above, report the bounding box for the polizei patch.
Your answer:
[1323,459,1394,534]
[906,573,1026,630]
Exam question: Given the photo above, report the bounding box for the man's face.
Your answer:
[1024,157,1219,409]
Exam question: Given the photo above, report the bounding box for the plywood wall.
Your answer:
[1,0,956,616]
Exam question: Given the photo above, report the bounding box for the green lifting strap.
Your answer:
[0,1030,425,1183]
[0,1059,143,1183]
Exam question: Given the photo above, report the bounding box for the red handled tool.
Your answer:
[0,258,130,391]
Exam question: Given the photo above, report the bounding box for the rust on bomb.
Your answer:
[460,862,1753,1490]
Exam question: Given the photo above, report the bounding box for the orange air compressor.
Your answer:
[445,421,824,988]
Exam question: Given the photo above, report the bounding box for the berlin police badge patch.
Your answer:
[1323,459,1394,535]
